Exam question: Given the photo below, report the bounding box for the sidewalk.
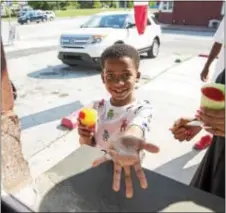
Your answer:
[11,56,218,210]
[4,39,58,53]
[161,23,217,33]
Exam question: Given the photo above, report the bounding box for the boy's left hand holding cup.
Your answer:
[92,134,159,199]
[77,119,95,146]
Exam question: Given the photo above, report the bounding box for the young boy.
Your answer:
[78,43,152,150]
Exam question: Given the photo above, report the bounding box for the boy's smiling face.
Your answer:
[102,56,140,106]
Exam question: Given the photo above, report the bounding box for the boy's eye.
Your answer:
[105,73,132,82]
[121,73,131,81]
[106,74,115,80]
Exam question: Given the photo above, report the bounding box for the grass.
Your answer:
[2,16,17,21]
[54,8,129,17]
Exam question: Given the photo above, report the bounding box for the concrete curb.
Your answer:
[160,25,216,33]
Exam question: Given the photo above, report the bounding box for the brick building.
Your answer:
[158,1,224,27]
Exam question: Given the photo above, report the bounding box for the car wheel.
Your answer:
[147,38,160,58]
[49,17,53,21]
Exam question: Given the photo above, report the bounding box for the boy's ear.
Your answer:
[101,72,105,83]
[137,71,141,79]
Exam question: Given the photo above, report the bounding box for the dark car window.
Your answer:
[127,14,151,26]
[82,14,128,29]
[147,18,151,26]
[151,16,159,25]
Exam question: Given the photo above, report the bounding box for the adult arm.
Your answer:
[204,17,225,69]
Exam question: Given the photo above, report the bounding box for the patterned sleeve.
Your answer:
[128,100,153,140]
[92,98,107,117]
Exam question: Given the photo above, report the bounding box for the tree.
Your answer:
[103,1,111,8]
[28,1,42,10]
[127,0,133,8]
[59,0,70,10]
[149,1,153,8]
[73,0,80,9]
[79,1,92,8]
[111,1,118,8]
[28,1,67,10]
[93,0,102,8]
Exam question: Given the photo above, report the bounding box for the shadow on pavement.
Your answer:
[38,161,224,212]
[154,150,200,184]
[20,100,83,130]
[27,64,100,80]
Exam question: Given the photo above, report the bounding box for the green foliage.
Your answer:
[67,1,80,9]
[72,0,80,9]
[28,1,71,10]
[5,7,12,17]
[78,1,92,9]
[127,0,133,8]
[103,1,111,7]
[111,1,118,8]
[59,0,70,10]
[92,0,102,9]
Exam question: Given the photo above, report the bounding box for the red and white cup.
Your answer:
[134,1,148,35]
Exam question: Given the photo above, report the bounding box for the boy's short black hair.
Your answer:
[100,43,140,69]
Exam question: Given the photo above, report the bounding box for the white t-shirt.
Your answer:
[212,17,225,81]
[91,98,153,150]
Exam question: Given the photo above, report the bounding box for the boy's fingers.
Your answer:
[78,125,92,131]
[78,129,93,137]
[134,163,148,189]
[107,149,119,159]
[77,119,95,131]
[124,166,133,198]
[112,163,122,192]
[92,155,111,167]
[141,142,159,153]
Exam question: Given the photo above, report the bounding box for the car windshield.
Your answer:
[82,14,128,29]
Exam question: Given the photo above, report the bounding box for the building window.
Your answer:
[221,1,225,15]
[159,1,174,13]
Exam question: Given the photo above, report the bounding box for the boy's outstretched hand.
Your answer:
[92,134,159,199]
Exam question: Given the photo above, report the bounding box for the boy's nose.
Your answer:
[114,79,125,87]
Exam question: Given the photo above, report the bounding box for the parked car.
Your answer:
[18,10,47,25]
[44,10,56,21]
[17,5,33,17]
[58,11,161,67]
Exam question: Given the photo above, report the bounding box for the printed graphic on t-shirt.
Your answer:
[92,98,153,150]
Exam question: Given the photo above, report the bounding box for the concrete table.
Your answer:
[34,145,225,212]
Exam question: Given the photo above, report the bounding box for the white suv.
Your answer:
[58,11,161,67]
[44,10,55,21]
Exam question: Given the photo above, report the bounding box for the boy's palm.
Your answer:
[92,135,159,198]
